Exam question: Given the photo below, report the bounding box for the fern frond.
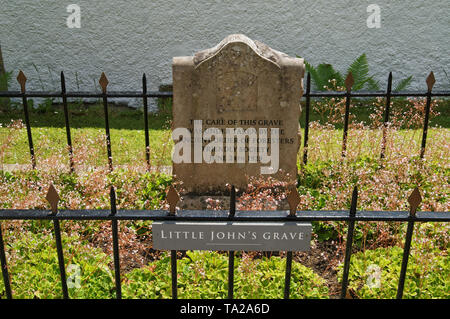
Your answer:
[316,64,343,90]
[393,76,413,92]
[366,77,380,91]
[347,54,370,91]
[304,61,320,91]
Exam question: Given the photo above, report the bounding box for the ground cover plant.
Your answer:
[0,87,448,298]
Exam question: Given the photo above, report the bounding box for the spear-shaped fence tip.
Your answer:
[17,70,27,93]
[426,72,435,92]
[287,188,300,217]
[99,72,109,93]
[408,188,422,217]
[167,186,180,216]
[345,72,354,92]
[46,184,60,214]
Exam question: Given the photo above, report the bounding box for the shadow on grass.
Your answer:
[0,98,173,130]
[299,98,450,129]
[0,97,449,130]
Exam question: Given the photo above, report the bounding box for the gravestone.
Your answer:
[172,34,304,205]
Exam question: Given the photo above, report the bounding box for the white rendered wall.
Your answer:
[1,0,448,108]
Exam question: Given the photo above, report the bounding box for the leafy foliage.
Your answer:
[0,229,115,299]
[393,76,413,92]
[305,61,344,91]
[337,245,449,299]
[346,54,373,91]
[0,70,12,91]
[123,251,329,299]
[303,53,413,92]
[0,68,447,299]
[135,172,172,209]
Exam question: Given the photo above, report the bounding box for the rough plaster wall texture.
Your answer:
[0,0,448,109]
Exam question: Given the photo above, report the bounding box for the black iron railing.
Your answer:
[0,71,448,170]
[0,185,449,300]
[0,71,449,299]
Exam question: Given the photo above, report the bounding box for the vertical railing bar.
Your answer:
[420,72,435,159]
[0,222,12,299]
[110,187,122,299]
[17,71,36,169]
[143,74,151,171]
[46,184,68,299]
[99,73,113,172]
[283,251,293,299]
[61,71,74,172]
[284,188,300,299]
[396,217,415,299]
[380,72,392,160]
[342,93,351,157]
[53,218,69,299]
[103,94,112,171]
[419,98,430,159]
[228,185,236,299]
[302,72,311,165]
[340,186,358,299]
[166,185,179,299]
[171,250,177,299]
[342,73,354,158]
[396,187,421,299]
[23,94,36,169]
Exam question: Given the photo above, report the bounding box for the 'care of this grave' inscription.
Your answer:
[172,34,305,193]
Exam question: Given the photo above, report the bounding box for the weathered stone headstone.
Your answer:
[172,34,304,201]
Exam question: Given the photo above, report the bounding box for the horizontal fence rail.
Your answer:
[1,90,449,98]
[0,209,449,222]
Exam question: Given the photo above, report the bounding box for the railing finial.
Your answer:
[46,184,60,215]
[287,188,300,217]
[99,72,109,93]
[426,72,435,92]
[350,186,358,217]
[408,187,422,217]
[17,70,27,94]
[167,186,180,216]
[345,72,354,93]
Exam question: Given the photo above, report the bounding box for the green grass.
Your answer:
[0,103,174,166]
[0,99,448,167]
[0,126,173,166]
[2,125,447,167]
